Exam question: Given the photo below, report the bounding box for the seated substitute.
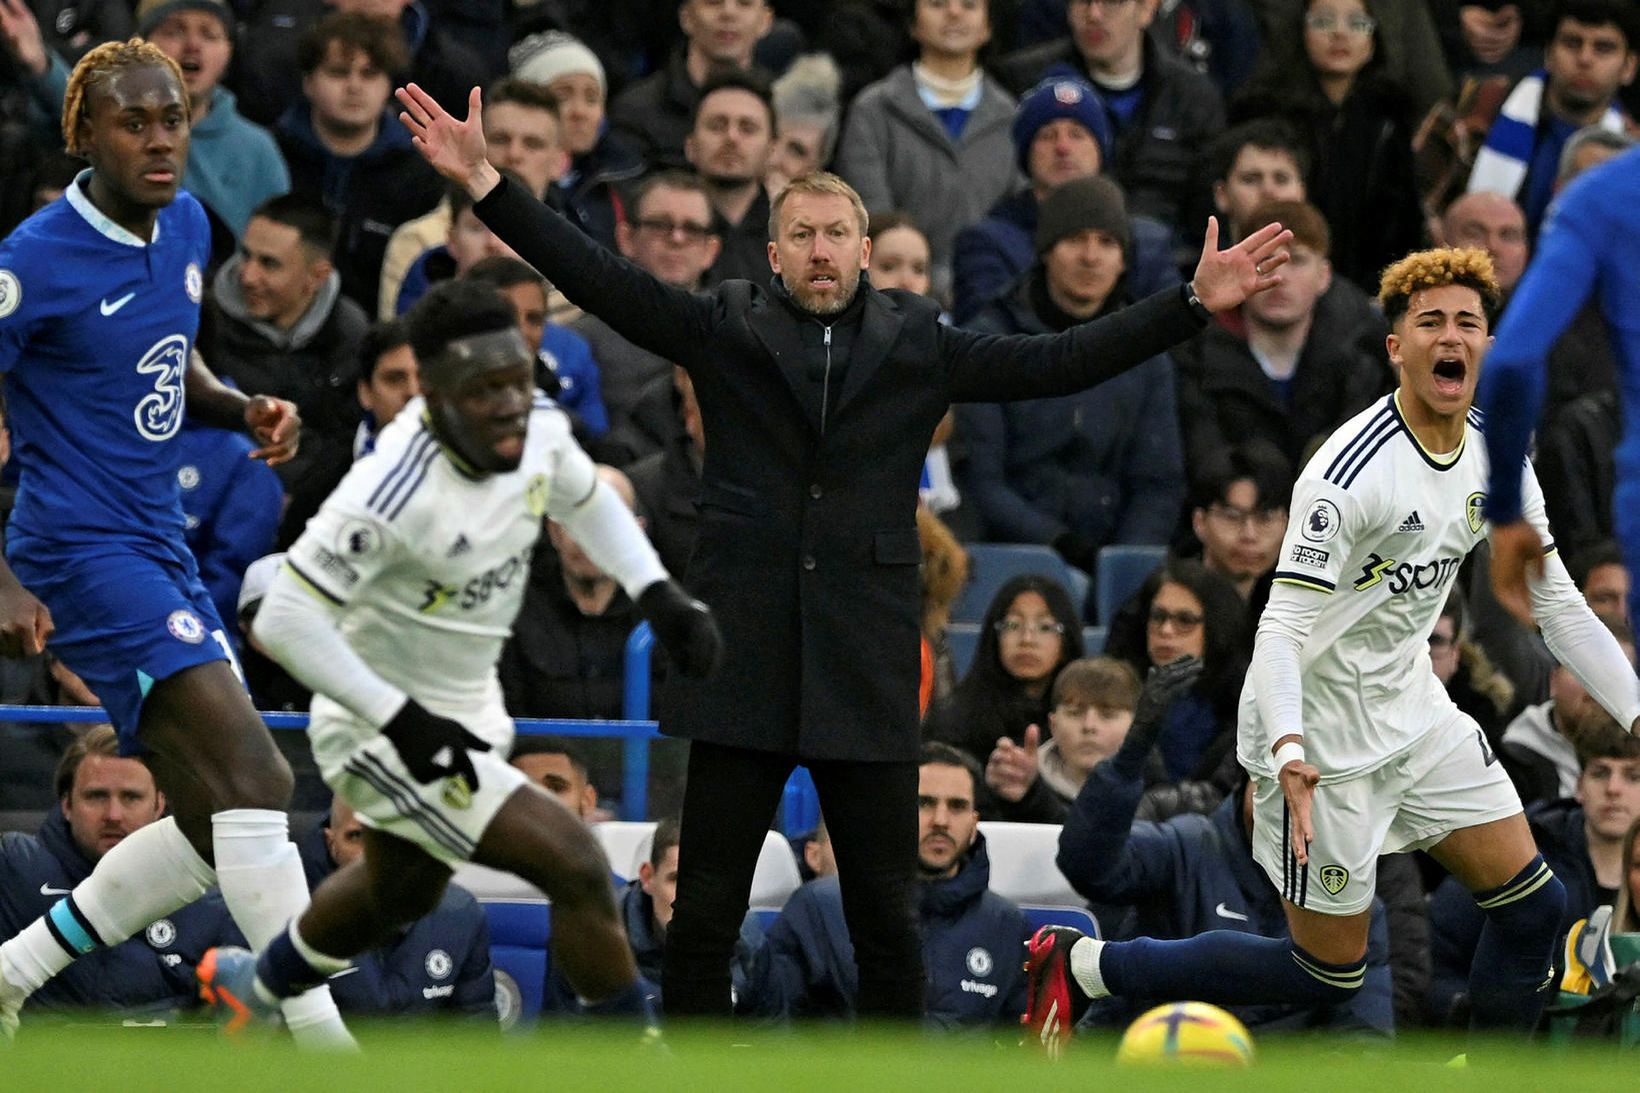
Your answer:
[740,742,1030,1029]
[0,728,240,1019]
[196,280,722,1028]
[299,796,495,1018]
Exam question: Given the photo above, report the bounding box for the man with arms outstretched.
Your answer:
[394,81,1291,1021]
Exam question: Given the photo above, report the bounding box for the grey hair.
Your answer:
[1557,125,1638,186]
[771,53,843,165]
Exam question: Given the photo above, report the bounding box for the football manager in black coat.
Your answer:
[396,82,1293,1022]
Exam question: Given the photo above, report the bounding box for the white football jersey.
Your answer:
[284,396,595,715]
[1237,392,1559,781]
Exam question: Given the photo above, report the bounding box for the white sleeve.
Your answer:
[1522,468,1640,730]
[251,565,407,728]
[547,444,668,598]
[1270,471,1375,596]
[1251,580,1329,759]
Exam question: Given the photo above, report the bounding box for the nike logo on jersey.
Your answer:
[39,884,72,896]
[99,292,135,316]
[1213,902,1250,922]
[329,966,361,980]
[1397,511,1424,532]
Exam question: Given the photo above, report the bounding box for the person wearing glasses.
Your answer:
[1229,0,1423,291]
[1103,559,1250,783]
[924,575,1085,772]
[996,0,1225,230]
[572,172,722,445]
[1185,441,1293,610]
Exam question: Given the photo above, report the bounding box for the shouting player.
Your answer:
[196,279,721,1026]
[0,40,353,1047]
[1025,248,1640,1048]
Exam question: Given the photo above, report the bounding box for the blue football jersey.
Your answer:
[0,172,211,547]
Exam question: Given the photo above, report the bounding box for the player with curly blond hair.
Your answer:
[0,41,353,1049]
[1023,247,1640,1049]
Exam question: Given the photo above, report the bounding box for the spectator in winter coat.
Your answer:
[960,177,1186,576]
[0,728,240,1018]
[741,743,1031,1028]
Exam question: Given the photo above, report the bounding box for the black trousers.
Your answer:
[662,740,924,1020]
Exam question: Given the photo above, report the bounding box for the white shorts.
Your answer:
[1250,711,1522,916]
[306,694,527,865]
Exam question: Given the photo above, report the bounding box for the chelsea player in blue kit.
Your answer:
[1480,145,1640,630]
[0,40,352,1048]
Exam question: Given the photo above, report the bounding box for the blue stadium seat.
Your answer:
[946,622,981,677]
[1021,906,1100,939]
[1081,626,1106,654]
[454,863,550,1028]
[1094,545,1168,624]
[952,543,1089,624]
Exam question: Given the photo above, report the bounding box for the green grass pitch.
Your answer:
[3,1022,1635,1092]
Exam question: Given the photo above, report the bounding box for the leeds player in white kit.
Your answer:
[197,281,722,1027]
[1024,249,1640,1048]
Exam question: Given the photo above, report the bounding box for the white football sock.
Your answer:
[212,809,356,1051]
[1,816,214,995]
[1069,937,1110,999]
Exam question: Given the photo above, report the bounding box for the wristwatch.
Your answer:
[1182,281,1213,323]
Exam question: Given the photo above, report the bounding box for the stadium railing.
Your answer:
[624,623,821,835]
[0,703,663,821]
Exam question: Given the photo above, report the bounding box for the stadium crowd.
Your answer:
[0,0,1638,1040]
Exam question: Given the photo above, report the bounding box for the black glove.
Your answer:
[637,579,724,678]
[1052,530,1098,574]
[1113,655,1205,771]
[380,698,492,790]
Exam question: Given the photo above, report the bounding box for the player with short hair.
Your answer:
[0,38,353,1048]
[197,279,722,1027]
[1024,247,1640,1050]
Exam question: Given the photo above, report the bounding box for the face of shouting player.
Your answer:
[1387,283,1491,427]
[768,191,870,315]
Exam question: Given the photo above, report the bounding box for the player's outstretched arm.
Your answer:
[396,83,715,365]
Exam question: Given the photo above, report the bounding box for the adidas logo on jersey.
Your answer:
[1397,511,1425,532]
[446,535,472,558]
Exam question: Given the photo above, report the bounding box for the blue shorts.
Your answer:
[9,535,234,754]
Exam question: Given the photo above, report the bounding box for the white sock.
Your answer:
[281,989,359,1052]
[1,816,214,996]
[1069,937,1109,999]
[211,809,356,1051]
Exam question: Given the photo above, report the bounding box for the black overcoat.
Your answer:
[477,178,1205,762]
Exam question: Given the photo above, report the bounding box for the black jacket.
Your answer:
[1172,287,1392,470]
[556,135,645,254]
[1536,389,1617,559]
[275,105,444,312]
[476,175,1208,761]
[498,543,653,721]
[997,35,1225,228]
[627,426,702,580]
